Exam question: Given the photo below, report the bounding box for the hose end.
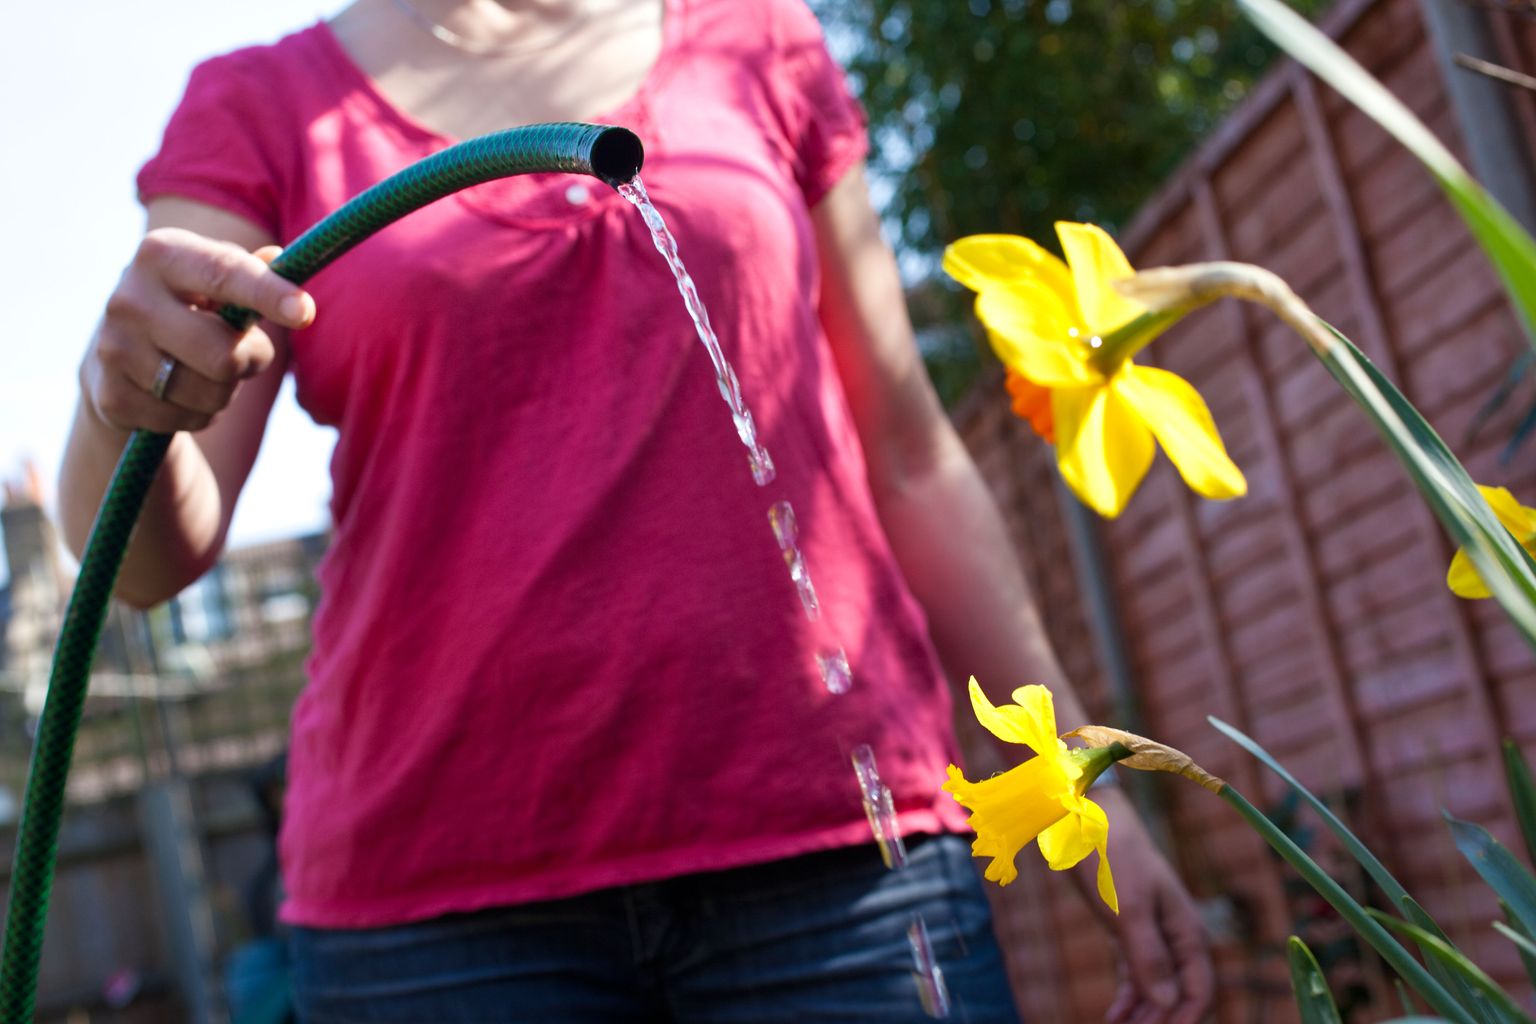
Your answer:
[589,127,645,189]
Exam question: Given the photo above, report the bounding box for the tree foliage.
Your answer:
[810,0,1328,399]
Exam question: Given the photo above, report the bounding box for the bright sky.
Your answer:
[0,2,348,583]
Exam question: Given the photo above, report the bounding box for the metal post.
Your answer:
[137,778,224,1024]
[1419,0,1536,233]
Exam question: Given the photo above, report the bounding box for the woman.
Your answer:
[60,1,1213,1020]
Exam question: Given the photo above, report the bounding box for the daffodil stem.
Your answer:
[1218,785,1477,1024]
[1113,262,1338,359]
[1087,309,1186,376]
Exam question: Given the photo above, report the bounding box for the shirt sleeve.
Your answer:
[770,0,869,207]
[136,50,287,237]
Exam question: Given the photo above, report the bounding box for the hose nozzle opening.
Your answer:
[589,126,645,188]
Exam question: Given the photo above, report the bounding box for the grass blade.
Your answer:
[1372,913,1536,1024]
[1211,716,1411,904]
[1395,979,1419,1017]
[1316,325,1536,649]
[1494,919,1536,961]
[1497,909,1536,992]
[1219,782,1476,1024]
[1289,937,1345,1024]
[1402,896,1504,1024]
[1447,815,1536,940]
[1503,741,1536,865]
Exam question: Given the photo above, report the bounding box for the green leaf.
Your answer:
[1447,815,1536,941]
[1494,920,1536,961]
[1218,782,1478,1024]
[1402,896,1504,1024]
[1371,913,1536,1024]
[1288,937,1344,1024]
[1315,325,1536,649]
[1210,716,1412,905]
[1503,742,1536,866]
[1211,716,1492,1022]
[1497,908,1536,992]
[1236,0,1536,350]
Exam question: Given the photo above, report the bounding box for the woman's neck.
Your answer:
[329,0,665,138]
[386,0,601,57]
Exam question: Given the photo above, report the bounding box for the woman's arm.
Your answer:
[58,197,314,608]
[812,163,1214,1024]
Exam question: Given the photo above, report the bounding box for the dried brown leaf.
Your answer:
[1066,725,1227,793]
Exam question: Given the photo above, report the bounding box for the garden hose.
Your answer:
[0,121,644,1023]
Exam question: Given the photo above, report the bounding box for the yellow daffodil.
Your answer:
[943,223,1247,518]
[942,677,1120,913]
[1448,485,1536,598]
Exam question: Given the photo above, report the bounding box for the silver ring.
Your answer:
[150,356,177,402]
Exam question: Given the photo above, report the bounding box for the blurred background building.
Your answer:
[0,465,324,1022]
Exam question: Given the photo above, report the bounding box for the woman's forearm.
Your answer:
[868,424,1097,729]
[58,399,226,608]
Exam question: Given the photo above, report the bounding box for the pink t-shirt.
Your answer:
[139,0,968,928]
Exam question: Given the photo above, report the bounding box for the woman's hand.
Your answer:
[60,201,308,605]
[81,227,313,436]
[1091,789,1215,1024]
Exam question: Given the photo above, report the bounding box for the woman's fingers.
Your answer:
[137,228,313,329]
[84,229,312,434]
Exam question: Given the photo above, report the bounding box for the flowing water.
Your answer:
[620,176,949,1017]
[618,179,775,486]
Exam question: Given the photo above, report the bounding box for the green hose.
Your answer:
[0,121,643,1023]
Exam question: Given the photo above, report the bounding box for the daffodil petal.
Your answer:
[1116,364,1247,501]
[943,760,1074,886]
[1005,684,1063,757]
[1037,801,1104,872]
[1447,548,1493,599]
[1095,838,1118,914]
[1056,222,1146,335]
[1476,485,1536,537]
[976,282,1102,387]
[943,234,1074,298]
[1054,385,1155,518]
[966,678,1059,755]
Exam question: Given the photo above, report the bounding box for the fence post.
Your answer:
[137,777,224,1024]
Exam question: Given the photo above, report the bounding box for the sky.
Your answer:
[0,2,348,583]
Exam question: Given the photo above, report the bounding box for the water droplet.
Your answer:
[748,447,775,487]
[564,183,591,205]
[769,501,820,620]
[1067,326,1080,338]
[817,647,851,693]
[908,914,952,1018]
[851,744,907,868]
[1089,335,1103,348]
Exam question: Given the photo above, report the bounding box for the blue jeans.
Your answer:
[290,834,1021,1022]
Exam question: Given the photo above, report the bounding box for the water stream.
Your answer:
[620,176,950,1017]
[618,179,775,486]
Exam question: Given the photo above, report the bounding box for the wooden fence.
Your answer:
[953,0,1536,1019]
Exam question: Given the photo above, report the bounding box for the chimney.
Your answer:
[2,460,61,592]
